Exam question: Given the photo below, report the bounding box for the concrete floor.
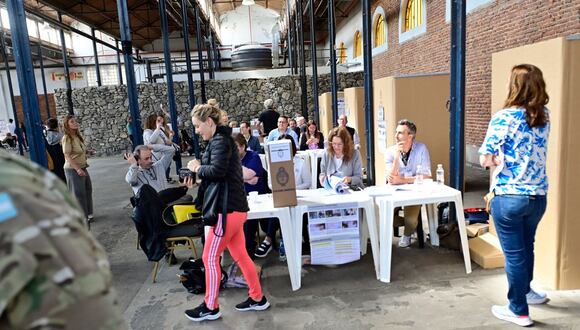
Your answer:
[86,156,580,329]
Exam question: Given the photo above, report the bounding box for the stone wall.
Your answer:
[54,72,363,156]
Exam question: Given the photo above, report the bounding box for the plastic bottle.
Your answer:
[415,164,424,184]
[279,239,286,262]
[436,164,444,184]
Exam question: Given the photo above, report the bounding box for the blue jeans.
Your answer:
[491,194,547,316]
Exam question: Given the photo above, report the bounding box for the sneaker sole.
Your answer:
[527,297,549,305]
[185,311,222,322]
[254,247,273,258]
[491,307,533,327]
[236,301,271,312]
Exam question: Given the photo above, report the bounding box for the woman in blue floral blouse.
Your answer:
[480,64,550,327]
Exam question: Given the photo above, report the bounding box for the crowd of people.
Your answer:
[0,63,552,327]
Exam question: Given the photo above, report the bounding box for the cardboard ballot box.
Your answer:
[491,36,580,290]
[344,87,367,168]
[265,139,297,207]
[318,92,345,138]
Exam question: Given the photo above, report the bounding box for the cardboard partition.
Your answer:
[491,36,580,290]
[318,92,345,141]
[266,139,297,207]
[343,87,367,169]
[469,233,504,269]
[373,74,450,186]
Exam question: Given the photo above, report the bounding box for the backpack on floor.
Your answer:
[178,258,228,294]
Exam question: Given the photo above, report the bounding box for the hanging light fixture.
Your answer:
[242,0,255,6]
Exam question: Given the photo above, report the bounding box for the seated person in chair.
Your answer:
[125,144,193,205]
[385,119,431,248]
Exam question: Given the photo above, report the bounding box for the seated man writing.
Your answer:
[385,119,431,248]
[125,144,193,204]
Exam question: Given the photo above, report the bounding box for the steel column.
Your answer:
[58,12,73,115]
[116,39,123,85]
[296,0,308,118]
[206,23,214,80]
[194,2,206,102]
[308,0,319,125]
[181,0,200,158]
[328,0,338,123]
[37,44,51,119]
[91,28,102,86]
[286,3,294,74]
[116,0,142,146]
[362,0,375,186]
[449,0,466,193]
[6,0,47,165]
[159,0,182,171]
[0,30,24,155]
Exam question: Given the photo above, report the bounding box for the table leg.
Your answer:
[453,194,472,274]
[379,199,394,283]
[280,208,301,291]
[427,204,440,246]
[363,201,380,280]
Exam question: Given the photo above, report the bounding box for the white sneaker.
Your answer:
[526,288,549,305]
[398,235,412,248]
[491,305,533,327]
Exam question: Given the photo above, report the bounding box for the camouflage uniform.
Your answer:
[0,150,127,330]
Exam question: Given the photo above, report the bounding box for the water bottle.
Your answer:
[415,165,424,184]
[279,239,286,261]
[436,164,444,184]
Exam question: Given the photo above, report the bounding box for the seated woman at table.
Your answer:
[299,120,324,151]
[233,134,268,257]
[319,127,364,190]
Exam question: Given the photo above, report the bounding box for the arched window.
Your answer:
[353,31,362,58]
[404,0,424,32]
[374,14,386,47]
[338,42,347,64]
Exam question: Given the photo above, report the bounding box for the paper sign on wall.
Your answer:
[377,105,387,153]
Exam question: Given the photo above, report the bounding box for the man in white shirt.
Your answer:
[337,115,360,149]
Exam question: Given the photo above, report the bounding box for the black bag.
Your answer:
[178,259,228,294]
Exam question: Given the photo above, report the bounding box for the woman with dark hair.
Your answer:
[143,114,175,183]
[299,120,324,150]
[319,126,364,189]
[480,64,550,327]
[185,104,269,322]
[62,115,93,224]
[45,118,66,182]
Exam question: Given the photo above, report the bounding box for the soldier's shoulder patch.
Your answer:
[0,192,18,223]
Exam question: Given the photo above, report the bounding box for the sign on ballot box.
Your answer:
[266,139,297,207]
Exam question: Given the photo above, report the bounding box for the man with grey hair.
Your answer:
[258,98,280,136]
[125,144,193,204]
[385,119,432,248]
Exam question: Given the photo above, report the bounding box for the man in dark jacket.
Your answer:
[258,99,280,136]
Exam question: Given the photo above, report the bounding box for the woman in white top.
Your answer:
[143,114,174,183]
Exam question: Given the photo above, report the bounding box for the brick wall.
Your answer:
[370,0,580,146]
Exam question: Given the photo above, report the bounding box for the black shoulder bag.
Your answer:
[201,136,230,237]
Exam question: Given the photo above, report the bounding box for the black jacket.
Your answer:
[195,125,249,213]
[132,184,167,261]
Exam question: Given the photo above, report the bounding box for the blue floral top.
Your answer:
[479,107,550,195]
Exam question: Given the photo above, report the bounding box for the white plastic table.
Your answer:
[372,183,472,283]
[246,194,301,290]
[292,189,380,289]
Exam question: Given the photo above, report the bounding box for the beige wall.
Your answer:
[344,87,368,170]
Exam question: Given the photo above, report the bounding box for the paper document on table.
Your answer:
[307,203,360,265]
[296,189,334,198]
[322,176,349,194]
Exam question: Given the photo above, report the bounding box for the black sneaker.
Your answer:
[254,241,273,258]
[235,296,270,311]
[185,302,221,321]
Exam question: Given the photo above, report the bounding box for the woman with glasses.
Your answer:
[319,127,364,190]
